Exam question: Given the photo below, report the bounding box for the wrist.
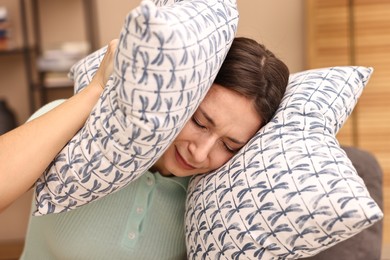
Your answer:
[83,79,104,103]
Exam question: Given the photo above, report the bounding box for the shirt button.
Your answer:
[146,176,154,186]
[128,232,136,240]
[136,207,144,214]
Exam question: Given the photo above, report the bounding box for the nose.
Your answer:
[188,133,215,164]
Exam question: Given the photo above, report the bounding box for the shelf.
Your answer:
[0,0,96,112]
[31,0,97,106]
[40,72,73,88]
[0,47,30,56]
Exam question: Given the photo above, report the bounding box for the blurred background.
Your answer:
[0,0,388,259]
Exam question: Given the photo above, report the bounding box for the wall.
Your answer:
[0,0,305,243]
[95,0,305,73]
[236,0,305,73]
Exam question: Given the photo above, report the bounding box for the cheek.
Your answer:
[208,150,233,170]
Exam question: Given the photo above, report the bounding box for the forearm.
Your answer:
[0,83,102,211]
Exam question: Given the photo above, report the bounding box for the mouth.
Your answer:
[175,147,196,171]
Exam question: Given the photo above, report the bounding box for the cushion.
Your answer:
[184,66,384,259]
[305,146,383,260]
[33,0,239,215]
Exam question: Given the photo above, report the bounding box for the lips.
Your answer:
[175,147,196,171]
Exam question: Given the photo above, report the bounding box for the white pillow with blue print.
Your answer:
[33,0,239,215]
[184,66,383,259]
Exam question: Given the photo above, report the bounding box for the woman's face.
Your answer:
[153,84,262,177]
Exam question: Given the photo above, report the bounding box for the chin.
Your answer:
[169,169,197,177]
[169,171,191,177]
[181,170,209,177]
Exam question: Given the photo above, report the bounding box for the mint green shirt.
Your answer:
[20,99,190,259]
[21,171,189,260]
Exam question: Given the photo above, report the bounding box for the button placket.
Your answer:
[122,173,155,249]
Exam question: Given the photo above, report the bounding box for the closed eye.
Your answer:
[191,116,206,129]
[222,142,237,154]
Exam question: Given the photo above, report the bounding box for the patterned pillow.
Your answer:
[184,66,384,259]
[33,0,239,215]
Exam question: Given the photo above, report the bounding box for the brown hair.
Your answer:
[214,37,289,126]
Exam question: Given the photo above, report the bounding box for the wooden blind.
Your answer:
[306,0,390,244]
[306,0,355,145]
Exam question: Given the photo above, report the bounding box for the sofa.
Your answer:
[307,146,384,260]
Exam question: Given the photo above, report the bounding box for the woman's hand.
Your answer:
[89,39,118,92]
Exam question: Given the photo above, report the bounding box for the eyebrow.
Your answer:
[198,107,247,145]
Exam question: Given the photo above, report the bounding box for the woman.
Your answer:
[3,37,289,259]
